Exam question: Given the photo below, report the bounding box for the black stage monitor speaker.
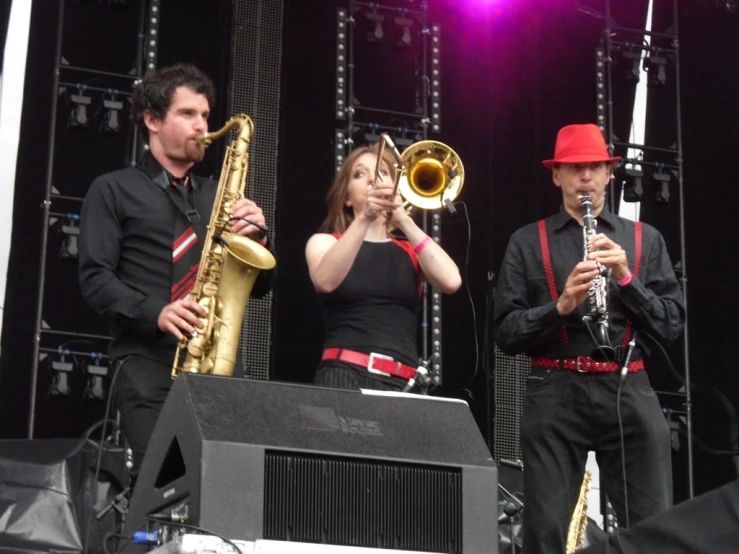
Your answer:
[123,374,498,553]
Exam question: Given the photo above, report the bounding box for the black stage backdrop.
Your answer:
[1,0,737,500]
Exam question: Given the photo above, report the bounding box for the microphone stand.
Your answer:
[403,361,431,394]
[498,482,524,554]
[498,459,524,554]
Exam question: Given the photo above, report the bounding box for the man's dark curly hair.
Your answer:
[131,63,216,135]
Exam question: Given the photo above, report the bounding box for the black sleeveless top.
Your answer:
[317,237,421,367]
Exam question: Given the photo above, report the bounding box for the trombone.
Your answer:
[373,133,465,230]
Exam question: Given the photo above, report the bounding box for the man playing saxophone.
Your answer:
[78,64,272,487]
[493,124,685,553]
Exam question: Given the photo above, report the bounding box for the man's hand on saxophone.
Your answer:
[157,298,207,341]
[587,233,629,280]
[229,198,266,240]
[556,261,600,316]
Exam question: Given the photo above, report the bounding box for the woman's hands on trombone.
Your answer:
[361,180,404,224]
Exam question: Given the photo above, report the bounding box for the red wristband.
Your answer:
[413,236,432,255]
[618,271,633,287]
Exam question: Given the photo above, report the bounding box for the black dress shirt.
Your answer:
[493,207,685,361]
[79,155,272,364]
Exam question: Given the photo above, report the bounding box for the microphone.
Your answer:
[620,332,638,384]
[498,458,524,471]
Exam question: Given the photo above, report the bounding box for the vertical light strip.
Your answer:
[0,0,33,336]
[619,0,654,223]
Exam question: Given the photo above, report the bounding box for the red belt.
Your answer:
[531,356,645,373]
[322,348,416,380]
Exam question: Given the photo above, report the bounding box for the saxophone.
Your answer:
[579,193,612,358]
[171,114,276,379]
[566,470,592,553]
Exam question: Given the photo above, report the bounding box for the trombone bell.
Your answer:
[398,140,465,211]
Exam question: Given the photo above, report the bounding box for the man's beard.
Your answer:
[183,139,206,162]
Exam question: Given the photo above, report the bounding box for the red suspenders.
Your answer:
[537,219,643,347]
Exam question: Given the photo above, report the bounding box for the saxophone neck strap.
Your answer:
[163,184,201,224]
[149,168,207,241]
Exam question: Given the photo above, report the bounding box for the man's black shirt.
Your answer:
[493,207,685,360]
[79,155,272,364]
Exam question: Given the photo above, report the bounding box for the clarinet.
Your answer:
[579,193,614,359]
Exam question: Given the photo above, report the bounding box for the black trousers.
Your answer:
[578,479,739,554]
[521,367,672,554]
[314,361,406,392]
[113,356,173,482]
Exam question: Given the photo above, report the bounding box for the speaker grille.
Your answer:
[230,0,284,380]
[263,451,463,553]
[493,344,530,463]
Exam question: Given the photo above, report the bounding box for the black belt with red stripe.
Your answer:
[322,348,416,380]
[531,356,644,373]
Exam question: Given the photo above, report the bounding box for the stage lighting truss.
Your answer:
[334,129,348,173]
[336,8,349,120]
[428,22,442,133]
[596,48,607,133]
[83,352,109,401]
[336,2,441,133]
[144,0,161,74]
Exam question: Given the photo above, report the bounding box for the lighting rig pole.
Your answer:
[596,0,693,499]
[27,0,161,438]
[334,0,446,385]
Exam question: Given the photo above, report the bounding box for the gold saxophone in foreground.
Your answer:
[566,470,593,553]
[171,114,276,379]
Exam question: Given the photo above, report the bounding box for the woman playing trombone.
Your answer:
[305,141,461,391]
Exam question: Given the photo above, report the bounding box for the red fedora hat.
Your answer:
[542,123,621,169]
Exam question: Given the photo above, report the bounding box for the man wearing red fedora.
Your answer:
[493,123,685,553]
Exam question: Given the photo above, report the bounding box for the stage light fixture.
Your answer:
[395,12,413,47]
[621,43,642,82]
[67,89,92,130]
[650,164,672,203]
[49,350,74,396]
[365,7,385,42]
[59,214,80,260]
[363,122,382,143]
[100,92,124,135]
[84,353,108,400]
[619,165,644,203]
[643,48,667,86]
[722,0,738,13]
